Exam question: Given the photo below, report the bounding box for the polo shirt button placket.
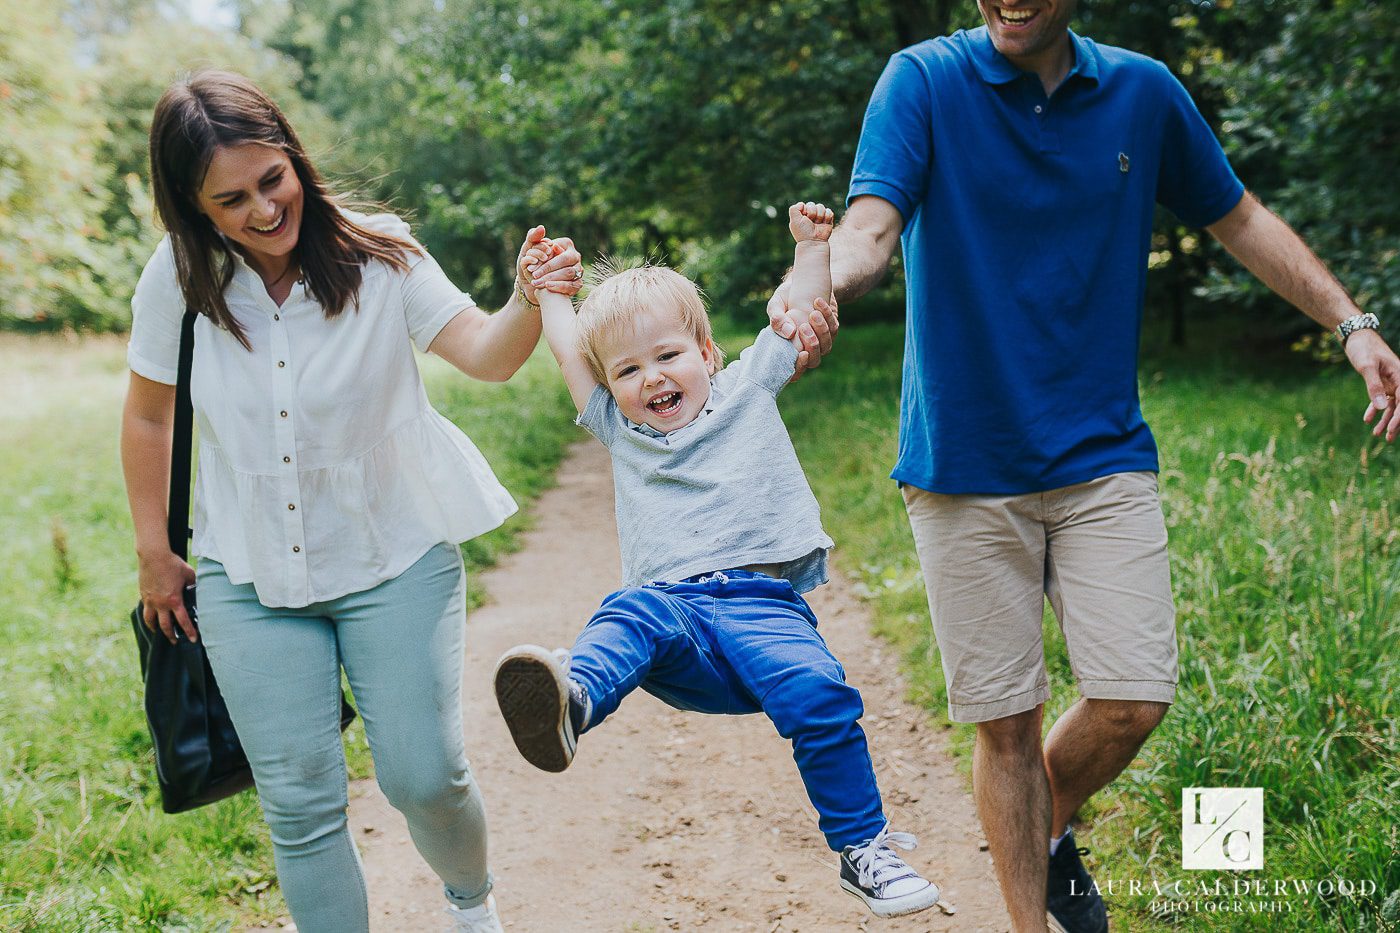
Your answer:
[1034,96,1060,154]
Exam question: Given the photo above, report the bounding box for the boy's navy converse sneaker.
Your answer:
[1046,828,1108,933]
[839,825,941,918]
[493,645,591,773]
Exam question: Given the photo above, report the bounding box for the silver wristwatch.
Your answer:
[1336,312,1380,345]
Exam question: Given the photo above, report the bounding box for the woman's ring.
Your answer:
[573,267,583,280]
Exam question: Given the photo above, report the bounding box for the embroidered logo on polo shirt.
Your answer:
[1119,152,1131,173]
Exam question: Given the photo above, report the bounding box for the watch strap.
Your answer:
[1336,312,1380,345]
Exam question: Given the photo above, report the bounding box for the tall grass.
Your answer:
[0,335,575,931]
[773,324,1399,931]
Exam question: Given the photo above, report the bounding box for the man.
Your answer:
[768,2,1400,931]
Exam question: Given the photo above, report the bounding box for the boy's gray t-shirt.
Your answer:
[577,327,833,592]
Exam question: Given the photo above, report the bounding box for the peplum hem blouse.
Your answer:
[127,212,517,608]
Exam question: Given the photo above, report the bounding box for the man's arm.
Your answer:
[1207,192,1400,441]
[830,195,905,303]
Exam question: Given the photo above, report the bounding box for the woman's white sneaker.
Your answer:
[443,893,503,932]
[839,825,941,918]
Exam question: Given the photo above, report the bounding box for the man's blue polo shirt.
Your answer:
[848,27,1244,494]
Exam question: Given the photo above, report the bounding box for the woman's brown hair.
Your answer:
[148,70,420,348]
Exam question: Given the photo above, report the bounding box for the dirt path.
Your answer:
[347,440,1010,932]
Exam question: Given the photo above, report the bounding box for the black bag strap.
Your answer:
[166,309,197,561]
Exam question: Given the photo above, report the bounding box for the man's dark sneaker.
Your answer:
[1046,828,1109,933]
[838,825,941,918]
[493,645,590,773]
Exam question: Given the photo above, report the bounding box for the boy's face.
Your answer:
[597,307,718,433]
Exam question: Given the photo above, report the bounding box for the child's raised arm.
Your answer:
[528,246,598,413]
[786,202,835,323]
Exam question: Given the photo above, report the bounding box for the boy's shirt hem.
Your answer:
[637,541,832,594]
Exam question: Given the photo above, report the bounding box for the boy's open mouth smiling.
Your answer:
[647,391,683,416]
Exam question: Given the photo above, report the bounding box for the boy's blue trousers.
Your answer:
[568,569,886,851]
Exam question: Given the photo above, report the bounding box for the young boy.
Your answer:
[496,203,940,919]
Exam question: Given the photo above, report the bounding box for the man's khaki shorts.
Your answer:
[902,471,1177,723]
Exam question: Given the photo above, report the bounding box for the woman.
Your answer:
[119,70,581,933]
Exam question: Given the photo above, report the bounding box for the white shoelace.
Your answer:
[850,825,920,890]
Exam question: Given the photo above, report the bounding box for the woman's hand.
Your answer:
[139,549,198,644]
[515,226,584,304]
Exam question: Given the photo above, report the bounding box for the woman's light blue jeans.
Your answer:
[196,542,491,933]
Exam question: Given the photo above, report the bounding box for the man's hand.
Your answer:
[767,281,839,379]
[1347,329,1400,442]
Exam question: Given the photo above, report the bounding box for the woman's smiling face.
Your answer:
[197,143,304,273]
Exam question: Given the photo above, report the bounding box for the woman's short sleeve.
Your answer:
[127,237,186,385]
[401,251,478,353]
[359,212,478,353]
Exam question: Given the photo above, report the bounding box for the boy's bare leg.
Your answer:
[1043,698,1168,837]
[974,706,1051,933]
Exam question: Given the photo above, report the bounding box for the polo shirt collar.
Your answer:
[968,25,1099,87]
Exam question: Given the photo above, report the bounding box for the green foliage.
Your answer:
[263,0,983,314]
[257,0,1395,350]
[0,0,329,333]
[1202,0,1400,327]
[8,0,1398,342]
[0,1,126,331]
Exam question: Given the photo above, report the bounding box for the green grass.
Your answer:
[7,324,1397,930]
[0,334,576,931]
[767,323,1400,932]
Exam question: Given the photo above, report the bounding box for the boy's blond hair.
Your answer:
[576,258,726,384]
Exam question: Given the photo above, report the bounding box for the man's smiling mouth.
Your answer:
[997,6,1040,26]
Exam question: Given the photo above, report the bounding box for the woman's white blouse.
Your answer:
[127,213,517,608]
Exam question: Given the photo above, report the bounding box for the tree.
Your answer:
[1201,0,1399,342]
[259,0,983,312]
[0,0,125,329]
[0,0,328,331]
